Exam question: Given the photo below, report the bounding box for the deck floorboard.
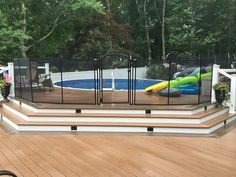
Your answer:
[17,87,210,106]
[0,122,236,177]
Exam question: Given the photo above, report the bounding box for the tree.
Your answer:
[61,12,131,59]
[1,0,236,64]
[0,0,104,60]
[166,0,236,57]
[135,0,153,65]
[154,0,166,60]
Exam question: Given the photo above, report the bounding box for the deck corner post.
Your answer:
[229,77,236,114]
[211,64,220,103]
[8,62,15,97]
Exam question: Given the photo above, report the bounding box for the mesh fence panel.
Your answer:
[13,54,215,105]
[199,57,213,104]
[14,59,22,99]
[134,62,168,105]
[29,59,63,103]
[168,58,200,105]
[99,54,131,104]
[62,59,96,104]
[14,59,33,101]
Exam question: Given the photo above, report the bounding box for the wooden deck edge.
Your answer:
[1,108,234,129]
[10,97,213,111]
[4,100,221,119]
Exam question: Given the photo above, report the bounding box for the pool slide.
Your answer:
[144,72,211,93]
[177,84,199,94]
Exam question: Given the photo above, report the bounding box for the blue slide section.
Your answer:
[177,84,199,94]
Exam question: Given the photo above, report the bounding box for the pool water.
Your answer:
[54,79,161,90]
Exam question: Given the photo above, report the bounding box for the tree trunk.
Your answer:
[162,0,166,61]
[20,2,59,58]
[21,2,28,58]
[106,0,111,12]
[106,0,113,51]
[135,0,141,16]
[144,0,152,65]
[154,0,166,61]
[21,47,27,59]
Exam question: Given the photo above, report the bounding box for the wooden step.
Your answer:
[8,98,216,115]
[11,97,213,110]
[3,101,223,119]
[1,110,233,128]
[2,102,229,125]
[2,99,235,134]
[2,101,229,125]
[1,108,234,129]
[29,107,227,119]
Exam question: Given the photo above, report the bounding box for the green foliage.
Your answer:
[213,82,229,91]
[0,80,5,90]
[213,82,230,103]
[71,0,104,16]
[146,64,169,80]
[0,10,29,62]
[0,0,236,63]
[0,0,106,62]
[112,59,128,68]
[167,0,236,56]
[49,66,60,73]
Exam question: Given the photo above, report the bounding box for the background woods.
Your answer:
[0,0,236,64]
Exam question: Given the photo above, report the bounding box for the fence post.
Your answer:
[211,64,220,103]
[45,63,50,75]
[8,62,15,97]
[229,76,236,113]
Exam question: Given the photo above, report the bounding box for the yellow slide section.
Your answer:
[144,81,168,93]
[145,72,212,94]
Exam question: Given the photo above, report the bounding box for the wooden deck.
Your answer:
[0,122,236,177]
[19,87,211,105]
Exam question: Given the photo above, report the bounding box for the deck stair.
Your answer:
[0,99,235,134]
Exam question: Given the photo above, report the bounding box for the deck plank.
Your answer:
[0,134,37,177]
[19,87,211,106]
[0,123,236,176]
[13,134,78,177]
[0,151,23,177]
[4,101,223,119]
[1,108,233,129]
[9,134,70,177]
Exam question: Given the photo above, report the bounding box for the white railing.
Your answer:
[212,64,236,113]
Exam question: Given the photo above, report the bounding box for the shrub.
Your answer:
[146,64,169,80]
[213,82,229,91]
[112,59,128,68]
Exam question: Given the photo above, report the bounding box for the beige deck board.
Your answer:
[8,134,71,177]
[0,151,23,177]
[1,108,234,128]
[27,107,224,119]
[0,134,51,177]
[18,87,211,108]
[0,131,37,177]
[4,101,220,119]
[13,134,81,177]
[0,122,236,176]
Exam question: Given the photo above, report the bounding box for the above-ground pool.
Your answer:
[54,79,161,90]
